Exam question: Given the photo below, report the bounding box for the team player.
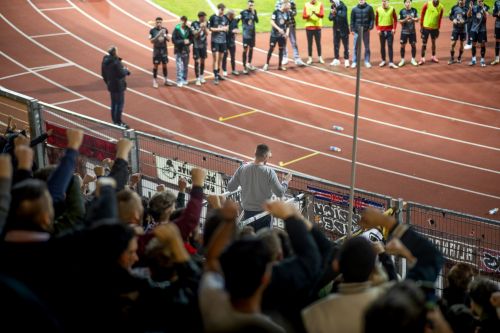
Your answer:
[264,1,290,71]
[398,0,419,67]
[209,3,230,85]
[276,0,306,66]
[222,10,240,77]
[493,0,500,65]
[329,0,350,68]
[468,0,489,67]
[375,0,398,68]
[241,1,259,73]
[191,12,209,86]
[149,17,171,88]
[419,0,444,65]
[448,0,468,64]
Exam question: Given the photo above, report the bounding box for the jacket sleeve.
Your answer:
[329,10,335,21]
[172,29,184,47]
[172,186,203,241]
[101,57,108,83]
[338,6,348,21]
[0,177,12,235]
[176,192,186,209]
[47,148,79,204]
[29,133,48,147]
[226,165,241,192]
[269,170,288,198]
[350,7,356,31]
[255,10,259,23]
[369,6,375,30]
[108,158,129,191]
[378,252,398,281]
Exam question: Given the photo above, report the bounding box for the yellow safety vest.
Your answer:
[423,1,444,29]
[304,1,323,28]
[377,6,396,26]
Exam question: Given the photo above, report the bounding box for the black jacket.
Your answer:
[350,3,375,32]
[329,2,350,34]
[172,24,192,55]
[101,55,130,93]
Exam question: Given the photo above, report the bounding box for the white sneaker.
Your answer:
[196,78,201,86]
[295,59,306,66]
[365,62,372,68]
[263,64,269,71]
[351,62,357,69]
[398,59,405,67]
[306,57,313,65]
[388,62,398,69]
[177,82,183,88]
[318,56,325,64]
[379,61,386,67]
[464,44,472,50]
[344,59,350,68]
[330,59,340,66]
[223,71,228,77]
[282,57,289,65]
[411,58,418,66]
[183,80,189,86]
[153,79,159,88]
[200,75,206,83]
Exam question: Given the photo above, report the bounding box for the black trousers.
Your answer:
[110,90,124,124]
[222,44,236,72]
[306,29,322,57]
[334,30,349,59]
[243,210,272,231]
[379,31,394,63]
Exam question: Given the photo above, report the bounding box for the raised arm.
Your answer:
[269,169,290,197]
[108,138,132,191]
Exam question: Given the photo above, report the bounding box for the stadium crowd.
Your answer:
[0,116,500,333]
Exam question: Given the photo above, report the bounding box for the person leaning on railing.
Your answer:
[227,144,292,232]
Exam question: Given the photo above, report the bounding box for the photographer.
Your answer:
[101,46,130,128]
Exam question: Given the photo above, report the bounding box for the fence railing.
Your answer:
[2,86,499,287]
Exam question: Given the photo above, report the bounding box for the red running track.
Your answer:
[0,0,499,222]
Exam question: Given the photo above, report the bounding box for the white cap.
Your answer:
[333,0,340,6]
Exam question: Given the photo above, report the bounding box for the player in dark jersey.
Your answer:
[467,0,489,67]
[149,17,171,88]
[240,1,259,73]
[492,0,500,65]
[209,3,229,85]
[263,2,290,71]
[222,10,240,77]
[191,11,209,86]
[448,0,468,64]
[398,0,419,66]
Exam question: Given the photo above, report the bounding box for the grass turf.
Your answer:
[154,0,495,33]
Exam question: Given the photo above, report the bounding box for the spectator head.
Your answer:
[364,281,427,333]
[7,179,54,232]
[404,0,412,9]
[359,0,366,5]
[144,237,176,281]
[248,0,254,9]
[227,9,235,19]
[446,304,477,333]
[148,190,177,222]
[217,3,225,14]
[239,226,255,238]
[334,236,376,283]
[198,11,207,18]
[256,228,283,262]
[155,16,163,28]
[254,144,271,163]
[117,189,144,226]
[447,263,474,290]
[469,278,499,318]
[382,0,389,9]
[107,45,117,57]
[220,239,272,301]
[180,15,188,25]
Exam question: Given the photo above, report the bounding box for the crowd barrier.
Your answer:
[2,86,499,290]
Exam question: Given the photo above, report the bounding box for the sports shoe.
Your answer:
[364,62,372,68]
[249,64,257,71]
[282,57,289,65]
[306,57,313,65]
[164,79,172,86]
[200,75,206,83]
[242,69,249,74]
[182,80,189,86]
[195,78,201,86]
[120,123,130,129]
[295,59,306,66]
[398,59,405,67]
[480,59,486,67]
[223,71,228,77]
[318,56,325,64]
[214,76,219,85]
[464,43,472,50]
[469,59,476,66]
[232,70,240,76]
[351,62,357,69]
[153,79,159,88]
[379,61,386,67]
[388,62,398,69]
[411,58,418,66]
[177,82,183,88]
[263,63,269,71]
[278,66,287,71]
[448,58,455,65]
[344,59,350,68]
[491,57,500,65]
[431,56,439,63]
[457,57,462,63]
[331,59,340,66]
[418,58,426,65]
[218,75,226,81]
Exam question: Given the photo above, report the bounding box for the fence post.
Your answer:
[27,99,46,168]
[124,129,142,195]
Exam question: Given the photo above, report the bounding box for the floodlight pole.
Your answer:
[347,26,363,238]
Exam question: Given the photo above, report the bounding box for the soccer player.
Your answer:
[172,16,192,87]
[191,12,209,86]
[222,10,240,77]
[149,17,171,88]
[468,0,489,67]
[264,1,290,71]
[493,0,500,65]
[241,0,259,73]
[448,0,468,64]
[276,0,306,66]
[398,0,419,67]
[376,0,398,68]
[419,0,444,65]
[303,0,325,64]
[209,3,230,85]
[329,0,350,68]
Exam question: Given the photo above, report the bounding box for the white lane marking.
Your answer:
[0,71,31,80]
[30,63,73,71]
[51,97,86,106]
[30,32,69,38]
[39,6,74,12]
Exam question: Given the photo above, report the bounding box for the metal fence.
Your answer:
[2,86,499,287]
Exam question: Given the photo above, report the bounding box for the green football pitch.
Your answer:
[154,0,495,33]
